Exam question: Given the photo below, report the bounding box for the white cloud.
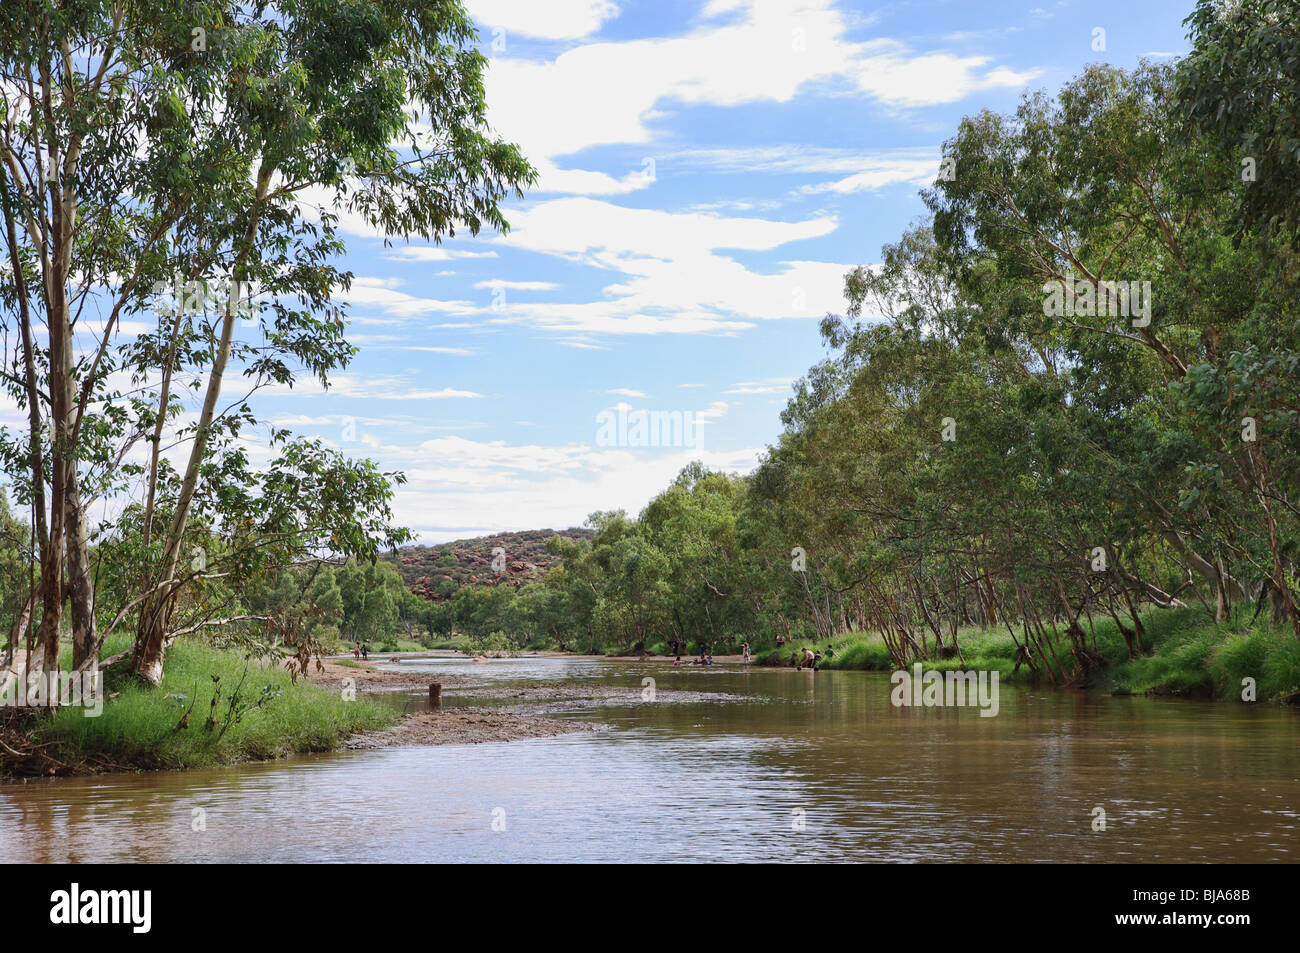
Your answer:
[482,0,1037,197]
[798,156,939,195]
[424,198,854,336]
[501,196,834,259]
[360,433,763,542]
[726,377,794,395]
[695,400,730,421]
[341,277,478,319]
[465,0,619,41]
[267,374,484,401]
[535,161,657,196]
[473,279,560,291]
[852,40,1040,107]
[348,334,474,356]
[485,0,861,178]
[384,247,499,262]
[368,345,476,355]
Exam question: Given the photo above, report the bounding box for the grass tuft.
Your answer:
[755,608,1300,703]
[33,635,395,772]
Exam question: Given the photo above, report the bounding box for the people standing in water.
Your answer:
[360,643,368,660]
[353,642,361,660]
[799,646,816,670]
[741,641,751,662]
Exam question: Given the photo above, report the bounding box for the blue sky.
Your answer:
[264,0,1194,542]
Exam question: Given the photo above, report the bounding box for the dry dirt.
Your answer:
[305,657,477,692]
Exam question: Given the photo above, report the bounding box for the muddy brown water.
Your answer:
[2,657,1296,862]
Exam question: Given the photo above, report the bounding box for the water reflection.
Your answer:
[2,660,1296,862]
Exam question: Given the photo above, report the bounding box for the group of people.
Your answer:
[673,654,714,667]
[659,636,840,669]
[666,639,754,665]
[792,644,835,671]
[352,642,368,660]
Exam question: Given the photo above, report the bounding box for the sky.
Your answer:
[102,0,1199,543]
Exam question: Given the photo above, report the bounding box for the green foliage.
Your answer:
[465,629,520,656]
[757,610,1299,702]
[1179,0,1300,236]
[35,636,394,770]
[1111,614,1300,701]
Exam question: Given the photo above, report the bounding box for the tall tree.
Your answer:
[0,1,533,683]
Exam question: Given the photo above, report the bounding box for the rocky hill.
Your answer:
[387,527,593,601]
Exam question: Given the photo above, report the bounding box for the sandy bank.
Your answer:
[342,708,598,748]
[306,658,476,692]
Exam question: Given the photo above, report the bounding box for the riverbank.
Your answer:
[2,638,398,778]
[0,642,587,779]
[757,608,1300,703]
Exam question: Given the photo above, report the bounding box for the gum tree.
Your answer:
[0,1,533,682]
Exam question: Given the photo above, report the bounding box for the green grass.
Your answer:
[1107,616,1300,701]
[31,635,396,773]
[756,608,1300,703]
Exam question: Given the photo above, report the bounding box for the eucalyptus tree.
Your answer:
[640,463,749,647]
[924,61,1300,631]
[0,1,533,682]
[1179,0,1300,237]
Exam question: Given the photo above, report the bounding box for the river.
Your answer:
[2,657,1296,862]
